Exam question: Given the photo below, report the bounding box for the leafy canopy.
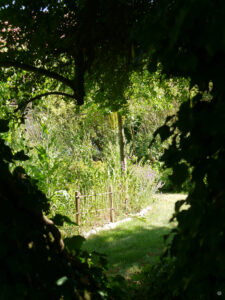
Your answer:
[0,0,152,110]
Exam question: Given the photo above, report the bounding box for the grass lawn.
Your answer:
[82,193,187,279]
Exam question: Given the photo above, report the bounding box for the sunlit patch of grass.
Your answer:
[82,193,187,279]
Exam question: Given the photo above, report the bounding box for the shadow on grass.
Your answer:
[82,224,172,278]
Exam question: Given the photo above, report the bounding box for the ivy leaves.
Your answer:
[143,0,225,298]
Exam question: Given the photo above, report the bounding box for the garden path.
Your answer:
[82,193,187,278]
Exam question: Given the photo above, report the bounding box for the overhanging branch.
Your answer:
[0,61,75,90]
[15,91,76,112]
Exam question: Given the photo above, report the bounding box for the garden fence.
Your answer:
[75,185,129,233]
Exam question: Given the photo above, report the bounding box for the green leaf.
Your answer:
[51,214,77,226]
[174,200,186,212]
[64,235,86,251]
[13,166,26,176]
[0,119,9,133]
[56,276,68,286]
[170,163,189,187]
[13,150,29,161]
[154,125,171,143]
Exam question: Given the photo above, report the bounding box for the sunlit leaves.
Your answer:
[56,276,68,286]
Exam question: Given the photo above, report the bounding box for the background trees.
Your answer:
[0,0,147,109]
[5,67,186,235]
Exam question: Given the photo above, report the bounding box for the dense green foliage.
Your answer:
[5,69,185,232]
[136,1,225,299]
[0,0,146,109]
[0,121,120,299]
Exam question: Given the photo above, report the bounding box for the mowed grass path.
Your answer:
[82,193,186,279]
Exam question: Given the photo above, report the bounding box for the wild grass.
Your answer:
[82,193,187,279]
[52,163,162,237]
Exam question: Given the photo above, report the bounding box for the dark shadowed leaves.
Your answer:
[174,200,186,213]
[13,150,29,161]
[64,235,86,251]
[153,124,171,143]
[13,166,26,175]
[0,119,9,133]
[170,163,189,187]
[51,214,77,226]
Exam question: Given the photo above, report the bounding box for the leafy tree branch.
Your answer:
[0,60,74,90]
[15,92,77,112]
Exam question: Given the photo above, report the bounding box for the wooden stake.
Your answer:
[125,183,129,212]
[109,185,114,223]
[75,191,81,233]
[117,112,127,174]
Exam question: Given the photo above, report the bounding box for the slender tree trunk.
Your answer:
[117,112,127,174]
